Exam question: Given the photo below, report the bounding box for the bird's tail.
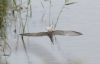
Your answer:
[49,35,54,45]
[50,37,54,45]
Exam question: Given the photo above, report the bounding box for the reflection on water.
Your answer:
[0,0,100,64]
[0,0,84,64]
[7,43,67,64]
[0,0,32,64]
[28,43,66,64]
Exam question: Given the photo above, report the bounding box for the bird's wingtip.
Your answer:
[77,32,83,35]
[70,31,83,36]
[19,33,24,36]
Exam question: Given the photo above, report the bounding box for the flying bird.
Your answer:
[20,25,82,44]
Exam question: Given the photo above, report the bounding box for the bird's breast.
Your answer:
[47,32,53,36]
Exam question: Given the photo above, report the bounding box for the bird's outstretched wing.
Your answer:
[53,30,82,36]
[20,32,48,36]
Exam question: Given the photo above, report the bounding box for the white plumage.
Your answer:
[46,25,54,32]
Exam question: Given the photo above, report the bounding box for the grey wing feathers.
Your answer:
[54,30,82,36]
[65,2,76,5]
[20,32,48,36]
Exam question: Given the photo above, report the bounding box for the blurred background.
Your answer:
[0,0,100,64]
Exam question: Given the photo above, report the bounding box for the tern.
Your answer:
[20,25,82,44]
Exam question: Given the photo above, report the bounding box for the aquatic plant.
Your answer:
[0,0,32,64]
[0,0,8,38]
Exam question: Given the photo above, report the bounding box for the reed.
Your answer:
[0,0,31,64]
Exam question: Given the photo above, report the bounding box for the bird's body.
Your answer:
[46,25,54,44]
[47,31,54,43]
[20,25,82,44]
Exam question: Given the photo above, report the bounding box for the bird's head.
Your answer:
[46,25,54,32]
